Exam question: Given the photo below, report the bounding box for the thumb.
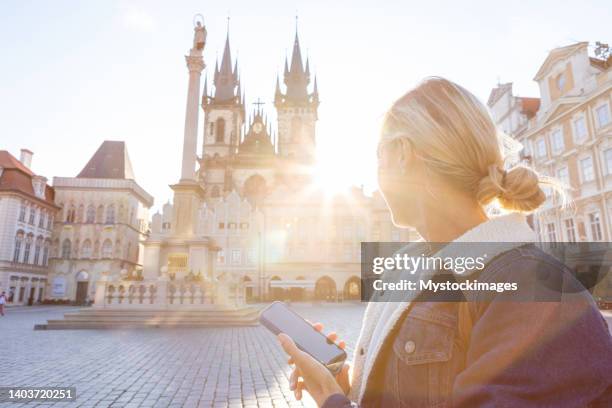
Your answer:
[278,333,304,362]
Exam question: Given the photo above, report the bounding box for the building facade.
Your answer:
[144,23,418,303]
[0,149,58,305]
[47,141,153,303]
[489,42,611,243]
[489,42,612,301]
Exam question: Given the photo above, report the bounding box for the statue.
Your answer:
[193,21,207,52]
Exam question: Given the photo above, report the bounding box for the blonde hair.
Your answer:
[381,77,554,213]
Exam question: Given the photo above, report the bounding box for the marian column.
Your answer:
[181,22,206,181]
[171,21,207,237]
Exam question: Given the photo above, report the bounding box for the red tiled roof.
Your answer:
[519,97,541,119]
[0,150,57,208]
[0,150,34,176]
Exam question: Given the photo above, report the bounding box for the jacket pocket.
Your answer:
[392,304,456,408]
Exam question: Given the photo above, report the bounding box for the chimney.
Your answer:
[19,149,33,169]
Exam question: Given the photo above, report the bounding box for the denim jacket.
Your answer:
[323,245,612,408]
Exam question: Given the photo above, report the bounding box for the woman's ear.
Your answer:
[397,138,414,176]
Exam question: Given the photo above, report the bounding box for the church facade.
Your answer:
[145,22,417,303]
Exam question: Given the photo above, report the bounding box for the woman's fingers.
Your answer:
[313,322,324,332]
[289,367,300,390]
[295,380,306,400]
[338,340,346,350]
[326,332,338,343]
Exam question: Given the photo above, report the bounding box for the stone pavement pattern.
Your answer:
[0,304,366,408]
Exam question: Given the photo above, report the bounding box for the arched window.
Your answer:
[105,204,115,224]
[33,236,43,265]
[81,239,92,258]
[42,239,50,266]
[93,240,100,258]
[23,233,33,263]
[118,204,126,223]
[66,204,76,223]
[127,242,132,261]
[102,239,113,258]
[96,205,104,223]
[215,118,225,143]
[13,231,24,262]
[77,204,84,222]
[86,205,95,223]
[61,239,72,259]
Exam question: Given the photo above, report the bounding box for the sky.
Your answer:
[1,0,610,212]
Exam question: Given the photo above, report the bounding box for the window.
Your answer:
[589,212,603,241]
[573,117,587,141]
[596,104,610,127]
[556,73,566,91]
[564,219,577,243]
[550,129,564,153]
[209,122,214,136]
[231,249,241,264]
[228,222,237,230]
[33,236,43,265]
[42,241,49,266]
[47,215,53,230]
[557,166,570,186]
[28,207,36,225]
[38,211,45,228]
[66,205,76,223]
[61,239,72,259]
[240,222,249,229]
[101,239,113,258]
[13,232,23,262]
[605,148,612,175]
[81,240,92,258]
[391,229,401,242]
[215,118,225,143]
[536,138,547,158]
[23,234,33,263]
[580,156,595,182]
[218,222,225,230]
[371,224,381,241]
[247,249,257,264]
[217,250,225,264]
[19,203,26,222]
[546,223,557,242]
[86,205,95,223]
[105,205,115,224]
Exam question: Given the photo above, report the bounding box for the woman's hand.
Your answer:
[279,322,350,406]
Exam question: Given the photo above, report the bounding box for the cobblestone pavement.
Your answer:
[0,303,366,408]
[1,305,610,408]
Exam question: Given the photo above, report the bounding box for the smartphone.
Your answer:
[259,301,347,375]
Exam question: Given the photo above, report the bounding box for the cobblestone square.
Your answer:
[0,303,366,408]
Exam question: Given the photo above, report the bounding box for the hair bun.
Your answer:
[476,165,545,212]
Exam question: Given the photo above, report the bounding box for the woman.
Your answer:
[278,77,612,407]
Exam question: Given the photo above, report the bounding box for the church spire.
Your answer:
[213,24,239,102]
[277,23,314,106]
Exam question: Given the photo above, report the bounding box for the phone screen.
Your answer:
[260,302,347,370]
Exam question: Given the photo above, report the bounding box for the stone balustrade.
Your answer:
[93,272,246,309]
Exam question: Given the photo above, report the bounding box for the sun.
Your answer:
[312,158,353,196]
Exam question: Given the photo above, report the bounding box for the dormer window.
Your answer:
[556,73,566,91]
[31,176,46,199]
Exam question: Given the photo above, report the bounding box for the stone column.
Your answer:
[180,29,206,182]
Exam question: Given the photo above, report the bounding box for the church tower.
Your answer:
[274,27,319,163]
[200,26,245,197]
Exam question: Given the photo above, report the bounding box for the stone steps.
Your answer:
[34,306,261,330]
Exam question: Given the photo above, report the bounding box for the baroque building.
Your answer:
[488,41,612,301]
[145,23,418,304]
[47,141,153,303]
[0,149,58,305]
